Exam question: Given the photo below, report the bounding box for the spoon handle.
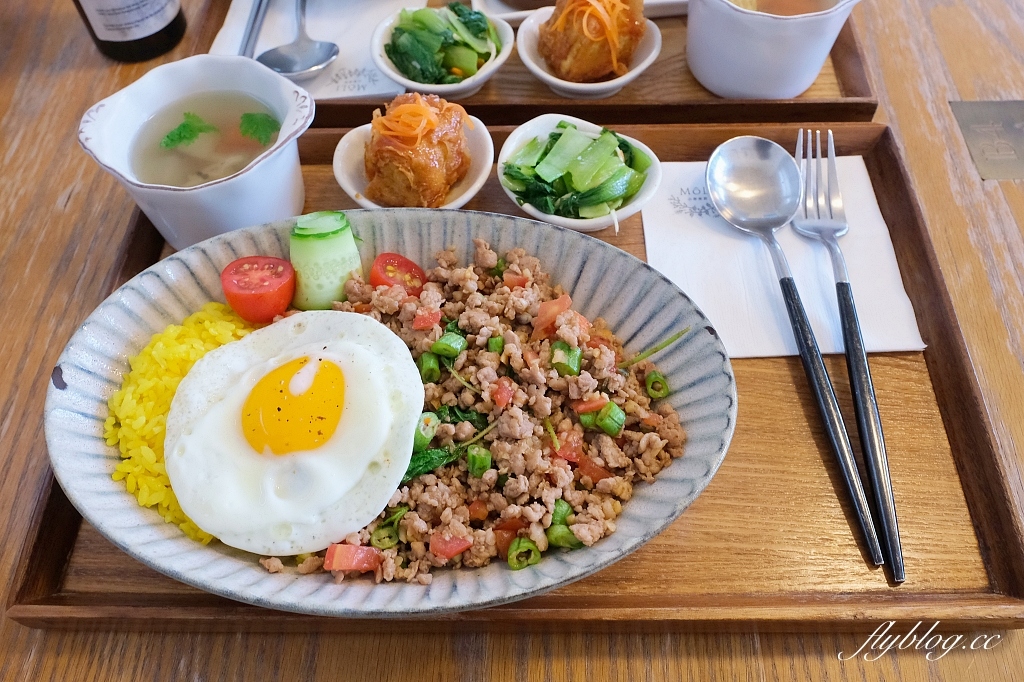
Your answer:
[837,281,904,582]
[778,276,885,566]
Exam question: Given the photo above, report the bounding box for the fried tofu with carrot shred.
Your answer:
[538,0,646,82]
[364,93,472,208]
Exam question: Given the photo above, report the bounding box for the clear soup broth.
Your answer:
[131,90,282,188]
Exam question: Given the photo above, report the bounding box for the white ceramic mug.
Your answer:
[79,54,315,250]
[687,0,861,100]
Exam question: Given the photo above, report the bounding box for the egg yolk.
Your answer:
[242,356,345,455]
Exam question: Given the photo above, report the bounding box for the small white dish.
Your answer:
[497,113,663,232]
[370,8,514,99]
[516,7,661,100]
[333,115,493,210]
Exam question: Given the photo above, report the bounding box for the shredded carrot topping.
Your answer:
[370,93,472,148]
[552,0,632,76]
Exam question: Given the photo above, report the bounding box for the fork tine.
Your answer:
[827,130,846,223]
[815,130,828,220]
[795,128,805,215]
[804,130,816,218]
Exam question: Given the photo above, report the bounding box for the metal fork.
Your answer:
[793,129,905,583]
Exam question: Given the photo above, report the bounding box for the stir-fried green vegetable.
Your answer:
[502,121,651,219]
[384,4,501,85]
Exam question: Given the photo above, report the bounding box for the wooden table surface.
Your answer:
[3,0,1024,679]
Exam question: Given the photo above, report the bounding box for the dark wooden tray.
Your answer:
[310,16,876,127]
[11,122,1024,632]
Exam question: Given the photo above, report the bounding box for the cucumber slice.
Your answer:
[289,211,363,310]
[566,131,619,191]
[535,127,593,183]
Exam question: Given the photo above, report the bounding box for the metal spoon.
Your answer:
[705,135,884,567]
[256,0,339,81]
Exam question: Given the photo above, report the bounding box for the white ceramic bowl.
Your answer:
[497,113,662,232]
[516,7,661,99]
[370,8,514,99]
[333,115,493,210]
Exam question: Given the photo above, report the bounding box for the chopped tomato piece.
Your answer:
[468,499,489,521]
[577,455,614,483]
[220,256,295,324]
[523,349,540,366]
[503,271,529,288]
[369,253,426,296]
[570,396,610,414]
[323,544,383,572]
[574,311,592,335]
[492,517,529,559]
[531,294,572,341]
[554,430,583,463]
[352,302,373,313]
[492,376,517,409]
[494,529,518,559]
[429,533,474,560]
[493,517,529,532]
[413,308,442,330]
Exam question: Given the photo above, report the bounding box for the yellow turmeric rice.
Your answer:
[103,302,255,543]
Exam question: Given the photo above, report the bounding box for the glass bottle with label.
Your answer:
[73,0,186,63]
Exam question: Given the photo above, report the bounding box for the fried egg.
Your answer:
[164,311,423,556]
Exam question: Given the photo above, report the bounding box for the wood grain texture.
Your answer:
[2,0,1024,679]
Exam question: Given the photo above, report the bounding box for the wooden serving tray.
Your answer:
[11,122,1024,632]
[311,16,876,127]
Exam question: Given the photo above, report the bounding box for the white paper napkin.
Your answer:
[642,159,925,358]
[209,0,427,100]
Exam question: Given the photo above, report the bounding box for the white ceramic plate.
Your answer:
[370,8,515,99]
[516,7,661,99]
[45,209,736,617]
[497,114,663,232]
[471,0,688,27]
[333,115,493,210]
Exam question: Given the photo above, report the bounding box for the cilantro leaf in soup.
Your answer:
[239,112,282,146]
[160,112,218,149]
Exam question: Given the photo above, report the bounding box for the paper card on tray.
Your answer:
[642,159,926,358]
[210,0,427,100]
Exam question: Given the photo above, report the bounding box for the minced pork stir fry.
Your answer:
[259,239,687,584]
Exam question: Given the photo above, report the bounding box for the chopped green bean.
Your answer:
[414,412,439,452]
[596,400,626,437]
[417,351,441,383]
[550,340,582,376]
[487,335,505,354]
[466,444,492,478]
[551,498,573,526]
[546,524,583,549]
[431,332,468,358]
[490,257,507,277]
[578,411,598,430]
[371,525,399,549]
[507,537,542,570]
[645,370,670,399]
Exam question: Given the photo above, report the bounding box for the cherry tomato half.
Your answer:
[220,256,295,324]
[369,253,427,297]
